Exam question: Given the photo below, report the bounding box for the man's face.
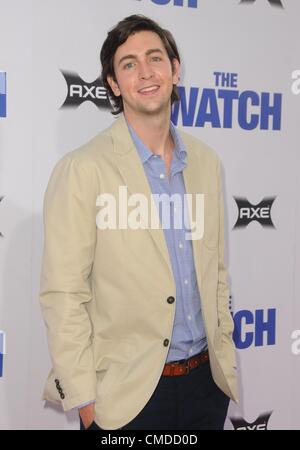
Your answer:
[107,30,180,118]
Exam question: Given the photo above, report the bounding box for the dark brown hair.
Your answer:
[100,14,181,115]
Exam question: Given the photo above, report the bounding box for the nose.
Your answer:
[138,61,154,80]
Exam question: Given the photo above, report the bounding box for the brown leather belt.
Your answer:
[162,350,209,376]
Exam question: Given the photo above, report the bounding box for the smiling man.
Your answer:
[39,15,238,430]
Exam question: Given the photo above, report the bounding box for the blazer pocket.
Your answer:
[202,192,219,250]
[95,338,135,399]
[96,363,124,400]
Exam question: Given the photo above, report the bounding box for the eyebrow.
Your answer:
[117,48,164,67]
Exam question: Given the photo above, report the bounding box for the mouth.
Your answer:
[138,85,160,96]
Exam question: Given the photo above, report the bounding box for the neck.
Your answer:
[124,107,174,158]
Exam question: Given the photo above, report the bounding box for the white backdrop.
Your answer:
[0,0,299,430]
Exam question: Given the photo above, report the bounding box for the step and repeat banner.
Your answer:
[0,0,299,430]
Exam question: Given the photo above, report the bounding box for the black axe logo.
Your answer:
[233,197,276,228]
[240,0,283,7]
[60,71,111,109]
[230,412,272,430]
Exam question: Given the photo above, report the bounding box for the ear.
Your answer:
[107,75,121,97]
[171,58,181,85]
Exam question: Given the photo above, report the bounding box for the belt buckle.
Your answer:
[184,358,190,375]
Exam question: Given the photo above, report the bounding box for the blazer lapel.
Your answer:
[107,114,203,291]
[108,114,174,279]
[181,136,203,292]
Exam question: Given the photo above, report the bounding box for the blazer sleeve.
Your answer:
[39,154,98,411]
[216,158,235,344]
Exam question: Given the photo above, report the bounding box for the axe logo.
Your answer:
[230,412,272,430]
[240,0,283,8]
[60,71,111,109]
[233,197,276,228]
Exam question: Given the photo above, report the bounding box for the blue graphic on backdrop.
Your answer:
[233,308,276,349]
[0,331,6,377]
[0,72,7,118]
[134,0,198,7]
[171,72,282,130]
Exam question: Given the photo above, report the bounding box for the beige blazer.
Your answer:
[39,113,238,430]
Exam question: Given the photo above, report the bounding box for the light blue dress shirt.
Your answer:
[128,120,207,363]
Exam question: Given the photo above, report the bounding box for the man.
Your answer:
[39,15,238,430]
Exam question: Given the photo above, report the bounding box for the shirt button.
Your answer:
[159,173,165,179]
[189,348,193,354]
[184,279,188,285]
[187,315,192,321]
[178,242,183,249]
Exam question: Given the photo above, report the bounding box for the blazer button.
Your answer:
[167,296,175,304]
[60,393,65,399]
[55,379,59,385]
[163,339,169,347]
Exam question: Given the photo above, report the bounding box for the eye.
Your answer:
[151,56,162,62]
[124,61,135,70]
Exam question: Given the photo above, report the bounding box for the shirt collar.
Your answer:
[170,121,187,161]
[126,118,187,164]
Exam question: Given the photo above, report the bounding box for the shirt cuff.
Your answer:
[75,400,96,410]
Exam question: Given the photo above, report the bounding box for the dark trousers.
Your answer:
[80,359,230,430]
